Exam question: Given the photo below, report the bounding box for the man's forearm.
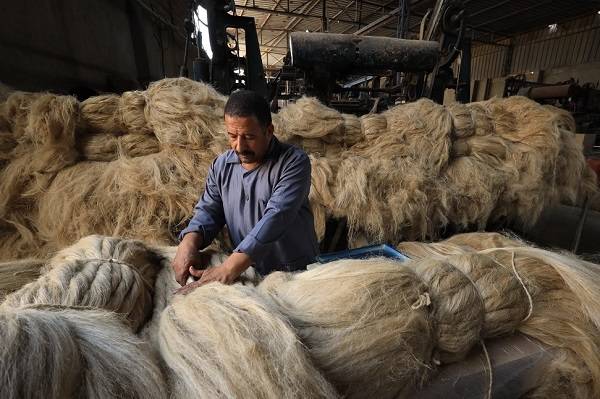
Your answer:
[180,231,204,252]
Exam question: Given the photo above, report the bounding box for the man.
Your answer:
[172,90,319,291]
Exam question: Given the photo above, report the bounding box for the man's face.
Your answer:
[225,114,273,165]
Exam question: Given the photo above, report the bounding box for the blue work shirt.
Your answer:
[179,136,319,275]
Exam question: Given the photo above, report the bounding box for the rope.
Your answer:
[442,260,492,396]
[411,292,431,310]
[509,251,534,322]
[84,258,154,289]
[480,248,535,323]
[480,339,493,399]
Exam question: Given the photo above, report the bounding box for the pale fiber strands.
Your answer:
[77,132,160,161]
[0,94,80,215]
[309,154,336,241]
[0,306,166,399]
[333,156,434,241]
[2,83,596,259]
[397,233,600,398]
[333,96,597,243]
[0,92,41,137]
[158,283,339,399]
[139,245,231,348]
[119,90,153,135]
[0,258,45,302]
[1,235,162,331]
[0,93,81,260]
[259,258,434,398]
[34,148,213,255]
[478,247,600,399]
[144,77,227,148]
[0,81,225,261]
[80,94,125,134]
[273,97,364,152]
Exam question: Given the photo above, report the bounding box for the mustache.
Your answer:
[236,150,255,157]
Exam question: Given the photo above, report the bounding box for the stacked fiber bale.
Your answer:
[0,234,167,398]
[1,233,599,398]
[0,92,81,260]
[1,235,162,331]
[274,96,363,158]
[333,96,597,243]
[254,235,600,398]
[158,283,339,399]
[0,79,225,260]
[397,232,600,398]
[145,77,228,150]
[35,147,214,250]
[0,258,45,302]
[308,154,337,241]
[78,90,158,162]
[1,81,597,261]
[258,258,434,398]
[0,306,167,399]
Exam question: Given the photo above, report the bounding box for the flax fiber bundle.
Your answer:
[81,94,124,134]
[0,258,45,302]
[274,97,364,152]
[309,154,336,241]
[77,132,161,161]
[1,80,597,261]
[144,77,227,148]
[34,148,213,254]
[139,244,232,348]
[119,90,153,135]
[1,235,162,331]
[259,258,434,398]
[396,232,600,398]
[0,305,166,399]
[0,81,224,260]
[158,282,339,399]
[0,93,80,216]
[334,96,597,243]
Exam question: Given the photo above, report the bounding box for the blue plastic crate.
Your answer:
[316,244,410,264]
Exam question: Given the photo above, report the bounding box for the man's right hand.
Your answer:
[171,232,204,286]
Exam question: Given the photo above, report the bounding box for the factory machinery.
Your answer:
[192,0,469,114]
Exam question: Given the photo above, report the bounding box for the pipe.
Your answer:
[289,32,439,73]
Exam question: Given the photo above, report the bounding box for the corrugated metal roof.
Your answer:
[230,0,600,68]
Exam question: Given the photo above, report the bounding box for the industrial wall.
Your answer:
[0,0,192,95]
[471,13,600,84]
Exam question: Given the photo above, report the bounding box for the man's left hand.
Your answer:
[175,252,253,295]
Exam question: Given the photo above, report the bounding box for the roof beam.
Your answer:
[235,4,357,25]
[354,6,399,34]
[471,0,554,29]
[258,0,284,30]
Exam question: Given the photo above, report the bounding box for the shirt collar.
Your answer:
[225,136,281,164]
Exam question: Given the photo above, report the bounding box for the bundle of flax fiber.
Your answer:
[0,79,597,260]
[1,235,162,331]
[1,233,599,398]
[0,235,167,399]
[0,78,225,261]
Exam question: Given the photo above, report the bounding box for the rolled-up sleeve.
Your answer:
[178,159,226,247]
[235,153,311,262]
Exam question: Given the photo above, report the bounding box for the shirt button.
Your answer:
[246,196,249,201]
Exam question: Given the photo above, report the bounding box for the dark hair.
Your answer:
[224,90,272,128]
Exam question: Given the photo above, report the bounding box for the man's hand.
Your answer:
[175,252,253,295]
[171,232,205,286]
